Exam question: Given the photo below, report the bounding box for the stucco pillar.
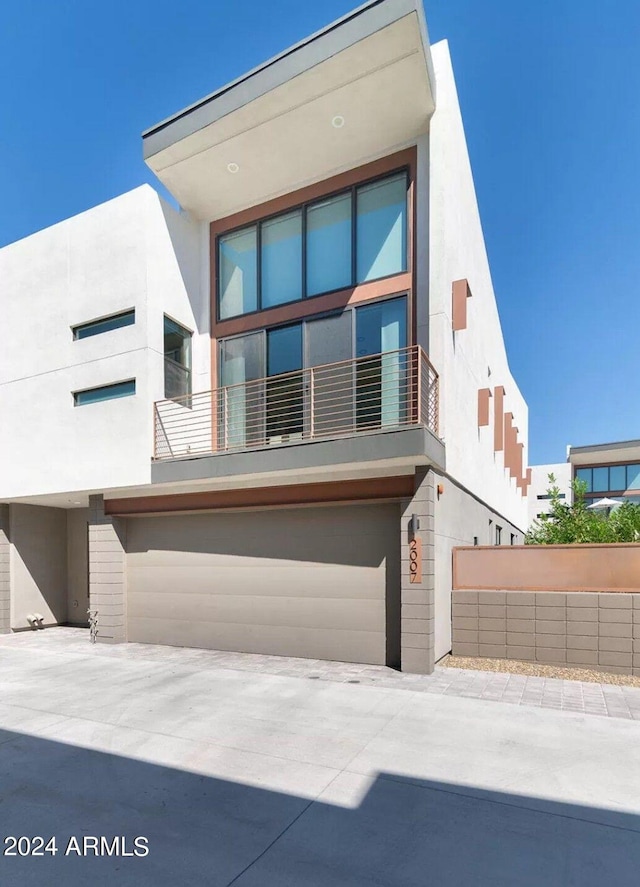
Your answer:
[0,505,10,634]
[88,495,126,644]
[400,468,436,674]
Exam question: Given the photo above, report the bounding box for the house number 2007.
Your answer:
[409,537,422,584]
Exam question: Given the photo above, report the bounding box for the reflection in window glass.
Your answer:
[592,467,609,492]
[164,317,192,399]
[306,193,352,296]
[219,227,258,319]
[267,325,302,376]
[261,211,302,308]
[627,464,640,490]
[356,174,407,283]
[576,468,592,492]
[609,465,626,491]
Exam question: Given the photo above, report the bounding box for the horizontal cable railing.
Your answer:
[154,345,439,460]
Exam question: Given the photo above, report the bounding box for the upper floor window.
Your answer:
[217,171,408,320]
[74,379,135,406]
[576,464,640,493]
[72,309,135,340]
[164,317,192,400]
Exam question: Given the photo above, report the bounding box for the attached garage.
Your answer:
[125,503,401,666]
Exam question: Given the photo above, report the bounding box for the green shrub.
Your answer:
[525,474,640,545]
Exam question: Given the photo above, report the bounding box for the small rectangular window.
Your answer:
[592,467,609,492]
[73,309,135,340]
[495,525,502,545]
[575,467,592,492]
[510,533,516,546]
[74,380,135,406]
[164,317,192,400]
[627,464,640,490]
[609,465,626,491]
[537,493,565,500]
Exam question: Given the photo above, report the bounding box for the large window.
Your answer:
[164,317,192,400]
[217,171,408,320]
[217,296,407,447]
[576,464,640,494]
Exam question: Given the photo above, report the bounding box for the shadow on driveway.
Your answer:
[1,725,639,886]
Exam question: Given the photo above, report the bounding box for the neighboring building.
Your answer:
[570,440,640,507]
[528,462,572,526]
[528,439,640,527]
[0,0,529,673]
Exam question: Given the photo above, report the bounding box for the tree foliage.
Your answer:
[525,474,640,545]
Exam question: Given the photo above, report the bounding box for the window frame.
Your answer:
[73,379,136,407]
[164,316,193,401]
[575,461,640,495]
[72,309,135,340]
[215,168,410,323]
[217,293,409,385]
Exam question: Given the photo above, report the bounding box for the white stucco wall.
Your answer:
[427,40,529,532]
[0,185,208,501]
[527,462,573,528]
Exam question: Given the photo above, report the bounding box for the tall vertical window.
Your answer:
[306,193,352,296]
[356,173,407,283]
[219,226,258,320]
[164,317,192,399]
[261,210,302,308]
[216,170,409,319]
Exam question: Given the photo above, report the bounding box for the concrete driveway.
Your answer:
[1,629,640,886]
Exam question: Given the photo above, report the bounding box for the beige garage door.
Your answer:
[126,503,400,665]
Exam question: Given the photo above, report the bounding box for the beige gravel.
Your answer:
[439,654,640,688]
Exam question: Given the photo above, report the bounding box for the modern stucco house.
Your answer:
[0,0,529,673]
[529,439,640,527]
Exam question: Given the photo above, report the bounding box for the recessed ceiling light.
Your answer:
[227,162,239,174]
[331,115,345,129]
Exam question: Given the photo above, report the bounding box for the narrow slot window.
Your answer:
[73,309,135,340]
[74,380,135,406]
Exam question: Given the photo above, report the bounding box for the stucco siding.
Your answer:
[9,504,68,629]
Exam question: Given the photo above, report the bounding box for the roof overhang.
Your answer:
[142,0,435,220]
[569,439,640,466]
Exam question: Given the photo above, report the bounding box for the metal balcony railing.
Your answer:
[153,345,439,461]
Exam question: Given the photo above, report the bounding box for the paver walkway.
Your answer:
[4,627,640,721]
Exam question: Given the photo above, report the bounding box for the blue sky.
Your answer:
[2,0,639,463]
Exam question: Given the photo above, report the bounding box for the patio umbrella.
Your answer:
[587,497,622,514]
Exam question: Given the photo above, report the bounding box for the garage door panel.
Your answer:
[126,563,387,600]
[126,533,389,571]
[127,617,384,664]
[127,590,386,632]
[126,504,399,665]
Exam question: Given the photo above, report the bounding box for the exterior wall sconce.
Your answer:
[437,483,444,498]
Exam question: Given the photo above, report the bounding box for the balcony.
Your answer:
[153,346,439,462]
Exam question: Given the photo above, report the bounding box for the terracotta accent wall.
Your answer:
[493,386,505,452]
[451,279,471,331]
[105,476,415,517]
[477,388,491,427]
[453,543,640,592]
[209,147,417,390]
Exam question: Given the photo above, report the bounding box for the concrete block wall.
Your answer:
[88,495,126,644]
[0,505,9,634]
[452,590,640,675]
[400,468,436,674]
